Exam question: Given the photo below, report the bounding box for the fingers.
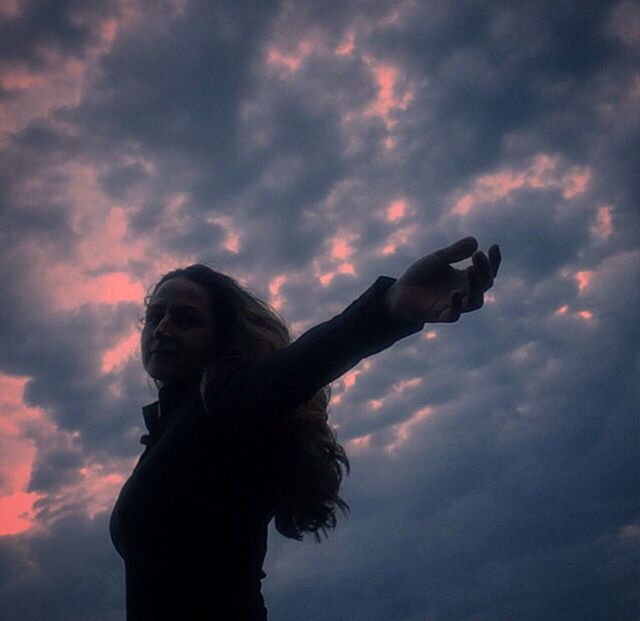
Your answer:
[489,244,501,277]
[435,236,478,264]
[463,264,484,311]
[447,290,463,322]
[470,244,501,292]
[472,250,493,291]
[436,290,463,323]
[440,242,501,320]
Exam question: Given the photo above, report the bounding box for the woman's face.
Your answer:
[141,277,216,386]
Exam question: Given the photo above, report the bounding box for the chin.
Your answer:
[146,362,200,386]
[145,361,181,384]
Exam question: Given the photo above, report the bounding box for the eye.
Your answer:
[144,309,163,325]
[172,310,203,327]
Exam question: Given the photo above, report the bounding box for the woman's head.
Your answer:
[141,276,217,385]
[141,264,284,386]
[141,264,350,540]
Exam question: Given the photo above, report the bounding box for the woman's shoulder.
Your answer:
[199,354,255,408]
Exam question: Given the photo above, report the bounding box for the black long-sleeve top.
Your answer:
[109,276,424,620]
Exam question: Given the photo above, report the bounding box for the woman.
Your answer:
[110,236,501,620]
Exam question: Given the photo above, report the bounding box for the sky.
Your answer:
[0,0,638,619]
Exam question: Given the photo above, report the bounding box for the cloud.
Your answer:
[0,0,637,619]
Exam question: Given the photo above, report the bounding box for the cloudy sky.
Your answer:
[0,0,638,619]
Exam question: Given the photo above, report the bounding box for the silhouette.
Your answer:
[110,237,501,619]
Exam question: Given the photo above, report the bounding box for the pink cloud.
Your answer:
[331,235,355,260]
[0,375,43,535]
[376,224,417,257]
[591,205,614,240]
[48,267,145,310]
[0,66,47,90]
[330,361,372,406]
[364,57,415,132]
[0,10,126,136]
[386,198,407,222]
[562,169,592,199]
[312,233,361,286]
[268,274,289,312]
[576,310,593,321]
[390,377,422,394]
[342,369,361,388]
[319,271,335,287]
[265,40,314,72]
[385,405,433,454]
[452,154,591,215]
[102,329,140,373]
[0,375,139,530]
[552,304,595,322]
[76,464,126,520]
[347,432,372,454]
[335,30,355,56]
[337,262,356,275]
[574,270,593,292]
[205,214,243,254]
[0,0,19,17]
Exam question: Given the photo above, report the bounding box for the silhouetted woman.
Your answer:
[110,236,501,620]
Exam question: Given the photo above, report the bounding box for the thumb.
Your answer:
[435,236,478,264]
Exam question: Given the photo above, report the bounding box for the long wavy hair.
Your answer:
[145,264,350,541]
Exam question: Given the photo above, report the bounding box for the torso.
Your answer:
[110,381,274,620]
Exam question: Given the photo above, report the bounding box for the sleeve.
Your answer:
[206,275,424,425]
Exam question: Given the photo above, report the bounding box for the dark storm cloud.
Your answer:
[0,511,123,621]
[0,0,119,71]
[264,256,639,620]
[0,0,638,619]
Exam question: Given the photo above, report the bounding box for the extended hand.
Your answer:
[385,237,501,323]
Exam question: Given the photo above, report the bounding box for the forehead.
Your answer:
[149,277,211,312]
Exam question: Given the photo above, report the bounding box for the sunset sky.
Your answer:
[1,1,638,619]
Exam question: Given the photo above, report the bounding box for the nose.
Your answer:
[153,313,174,339]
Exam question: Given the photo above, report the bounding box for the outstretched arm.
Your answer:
[205,237,501,425]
